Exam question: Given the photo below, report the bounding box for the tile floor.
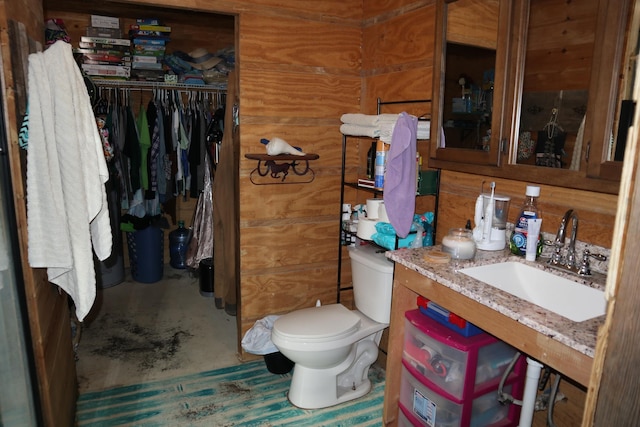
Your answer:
[75,266,240,393]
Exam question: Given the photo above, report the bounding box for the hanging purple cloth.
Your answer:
[383,112,417,238]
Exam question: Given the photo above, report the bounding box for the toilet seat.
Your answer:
[273,304,361,343]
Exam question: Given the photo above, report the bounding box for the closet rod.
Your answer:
[91,78,227,93]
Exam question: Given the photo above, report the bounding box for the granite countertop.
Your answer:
[386,246,607,358]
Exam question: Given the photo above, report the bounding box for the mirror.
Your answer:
[611,2,639,162]
[513,0,594,171]
[430,0,504,166]
[441,1,498,150]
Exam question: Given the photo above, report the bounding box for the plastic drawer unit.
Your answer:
[399,362,519,427]
[403,309,524,400]
[399,309,525,426]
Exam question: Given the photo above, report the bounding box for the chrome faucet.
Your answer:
[550,209,579,269]
[548,209,608,276]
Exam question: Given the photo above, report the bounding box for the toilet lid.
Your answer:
[274,304,361,341]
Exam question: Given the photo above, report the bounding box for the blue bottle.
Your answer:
[169,220,191,269]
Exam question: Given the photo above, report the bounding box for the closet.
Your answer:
[41,2,237,272]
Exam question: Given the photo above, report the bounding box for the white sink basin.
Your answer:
[459,262,606,322]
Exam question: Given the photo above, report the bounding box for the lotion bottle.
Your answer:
[509,185,541,256]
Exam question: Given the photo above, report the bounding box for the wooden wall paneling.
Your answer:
[1,4,78,423]
[236,6,363,359]
[241,268,337,319]
[191,0,364,20]
[523,0,597,92]
[364,0,434,20]
[447,0,499,49]
[585,27,640,422]
[362,7,435,70]
[436,170,617,247]
[240,13,361,71]
[530,375,587,427]
[363,68,434,112]
[240,177,340,220]
[240,221,337,270]
[340,289,354,308]
[240,67,361,119]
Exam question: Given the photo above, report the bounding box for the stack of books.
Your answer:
[129,19,171,82]
[77,15,131,79]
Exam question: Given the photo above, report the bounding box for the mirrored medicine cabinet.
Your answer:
[429,0,635,195]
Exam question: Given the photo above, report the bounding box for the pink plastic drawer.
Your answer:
[399,362,519,427]
[403,309,522,400]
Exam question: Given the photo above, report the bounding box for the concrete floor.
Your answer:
[75,267,240,393]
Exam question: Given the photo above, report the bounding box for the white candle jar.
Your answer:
[442,228,477,260]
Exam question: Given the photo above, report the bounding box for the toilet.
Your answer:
[271,243,394,409]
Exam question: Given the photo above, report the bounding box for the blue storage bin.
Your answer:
[417,296,483,338]
[126,226,164,283]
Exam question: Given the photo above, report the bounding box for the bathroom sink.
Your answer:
[459,262,606,322]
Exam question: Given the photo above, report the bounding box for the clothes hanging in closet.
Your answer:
[92,86,223,219]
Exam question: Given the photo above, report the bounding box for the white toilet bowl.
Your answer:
[271,303,387,409]
[271,243,395,409]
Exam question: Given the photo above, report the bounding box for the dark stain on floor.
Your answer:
[88,315,194,370]
[179,382,252,424]
[221,381,251,394]
[181,402,220,421]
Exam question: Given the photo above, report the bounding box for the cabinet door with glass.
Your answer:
[429,0,508,168]
[430,0,634,195]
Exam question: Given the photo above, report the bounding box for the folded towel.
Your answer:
[340,113,399,126]
[418,120,430,132]
[378,113,400,123]
[381,119,430,143]
[340,113,379,126]
[380,122,395,144]
[417,120,431,140]
[340,123,380,138]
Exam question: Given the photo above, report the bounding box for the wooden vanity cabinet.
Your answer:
[429,0,632,195]
[383,265,593,426]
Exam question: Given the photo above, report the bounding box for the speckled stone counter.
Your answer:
[386,246,606,358]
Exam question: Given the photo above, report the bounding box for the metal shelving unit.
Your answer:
[336,98,440,302]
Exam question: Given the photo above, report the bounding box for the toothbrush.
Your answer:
[482,182,495,241]
[473,194,484,241]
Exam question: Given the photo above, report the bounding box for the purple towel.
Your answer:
[383,112,417,238]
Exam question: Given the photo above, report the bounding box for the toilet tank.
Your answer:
[348,244,394,324]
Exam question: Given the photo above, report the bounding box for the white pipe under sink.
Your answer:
[519,357,544,427]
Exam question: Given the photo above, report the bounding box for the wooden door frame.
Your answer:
[583,44,640,424]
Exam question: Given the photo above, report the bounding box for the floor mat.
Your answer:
[76,360,385,426]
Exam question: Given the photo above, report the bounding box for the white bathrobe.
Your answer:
[26,41,112,321]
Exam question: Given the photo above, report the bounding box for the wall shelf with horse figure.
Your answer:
[244,153,320,185]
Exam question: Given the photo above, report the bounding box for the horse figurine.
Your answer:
[265,160,290,181]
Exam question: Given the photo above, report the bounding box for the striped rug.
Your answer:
[76,360,385,426]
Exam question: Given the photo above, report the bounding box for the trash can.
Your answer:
[126,225,164,283]
[241,315,294,374]
[199,257,214,297]
[263,351,294,375]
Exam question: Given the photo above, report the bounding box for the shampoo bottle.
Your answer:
[509,185,541,256]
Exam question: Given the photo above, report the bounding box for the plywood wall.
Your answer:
[1,2,79,426]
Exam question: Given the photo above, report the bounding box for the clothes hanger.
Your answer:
[543,107,564,139]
